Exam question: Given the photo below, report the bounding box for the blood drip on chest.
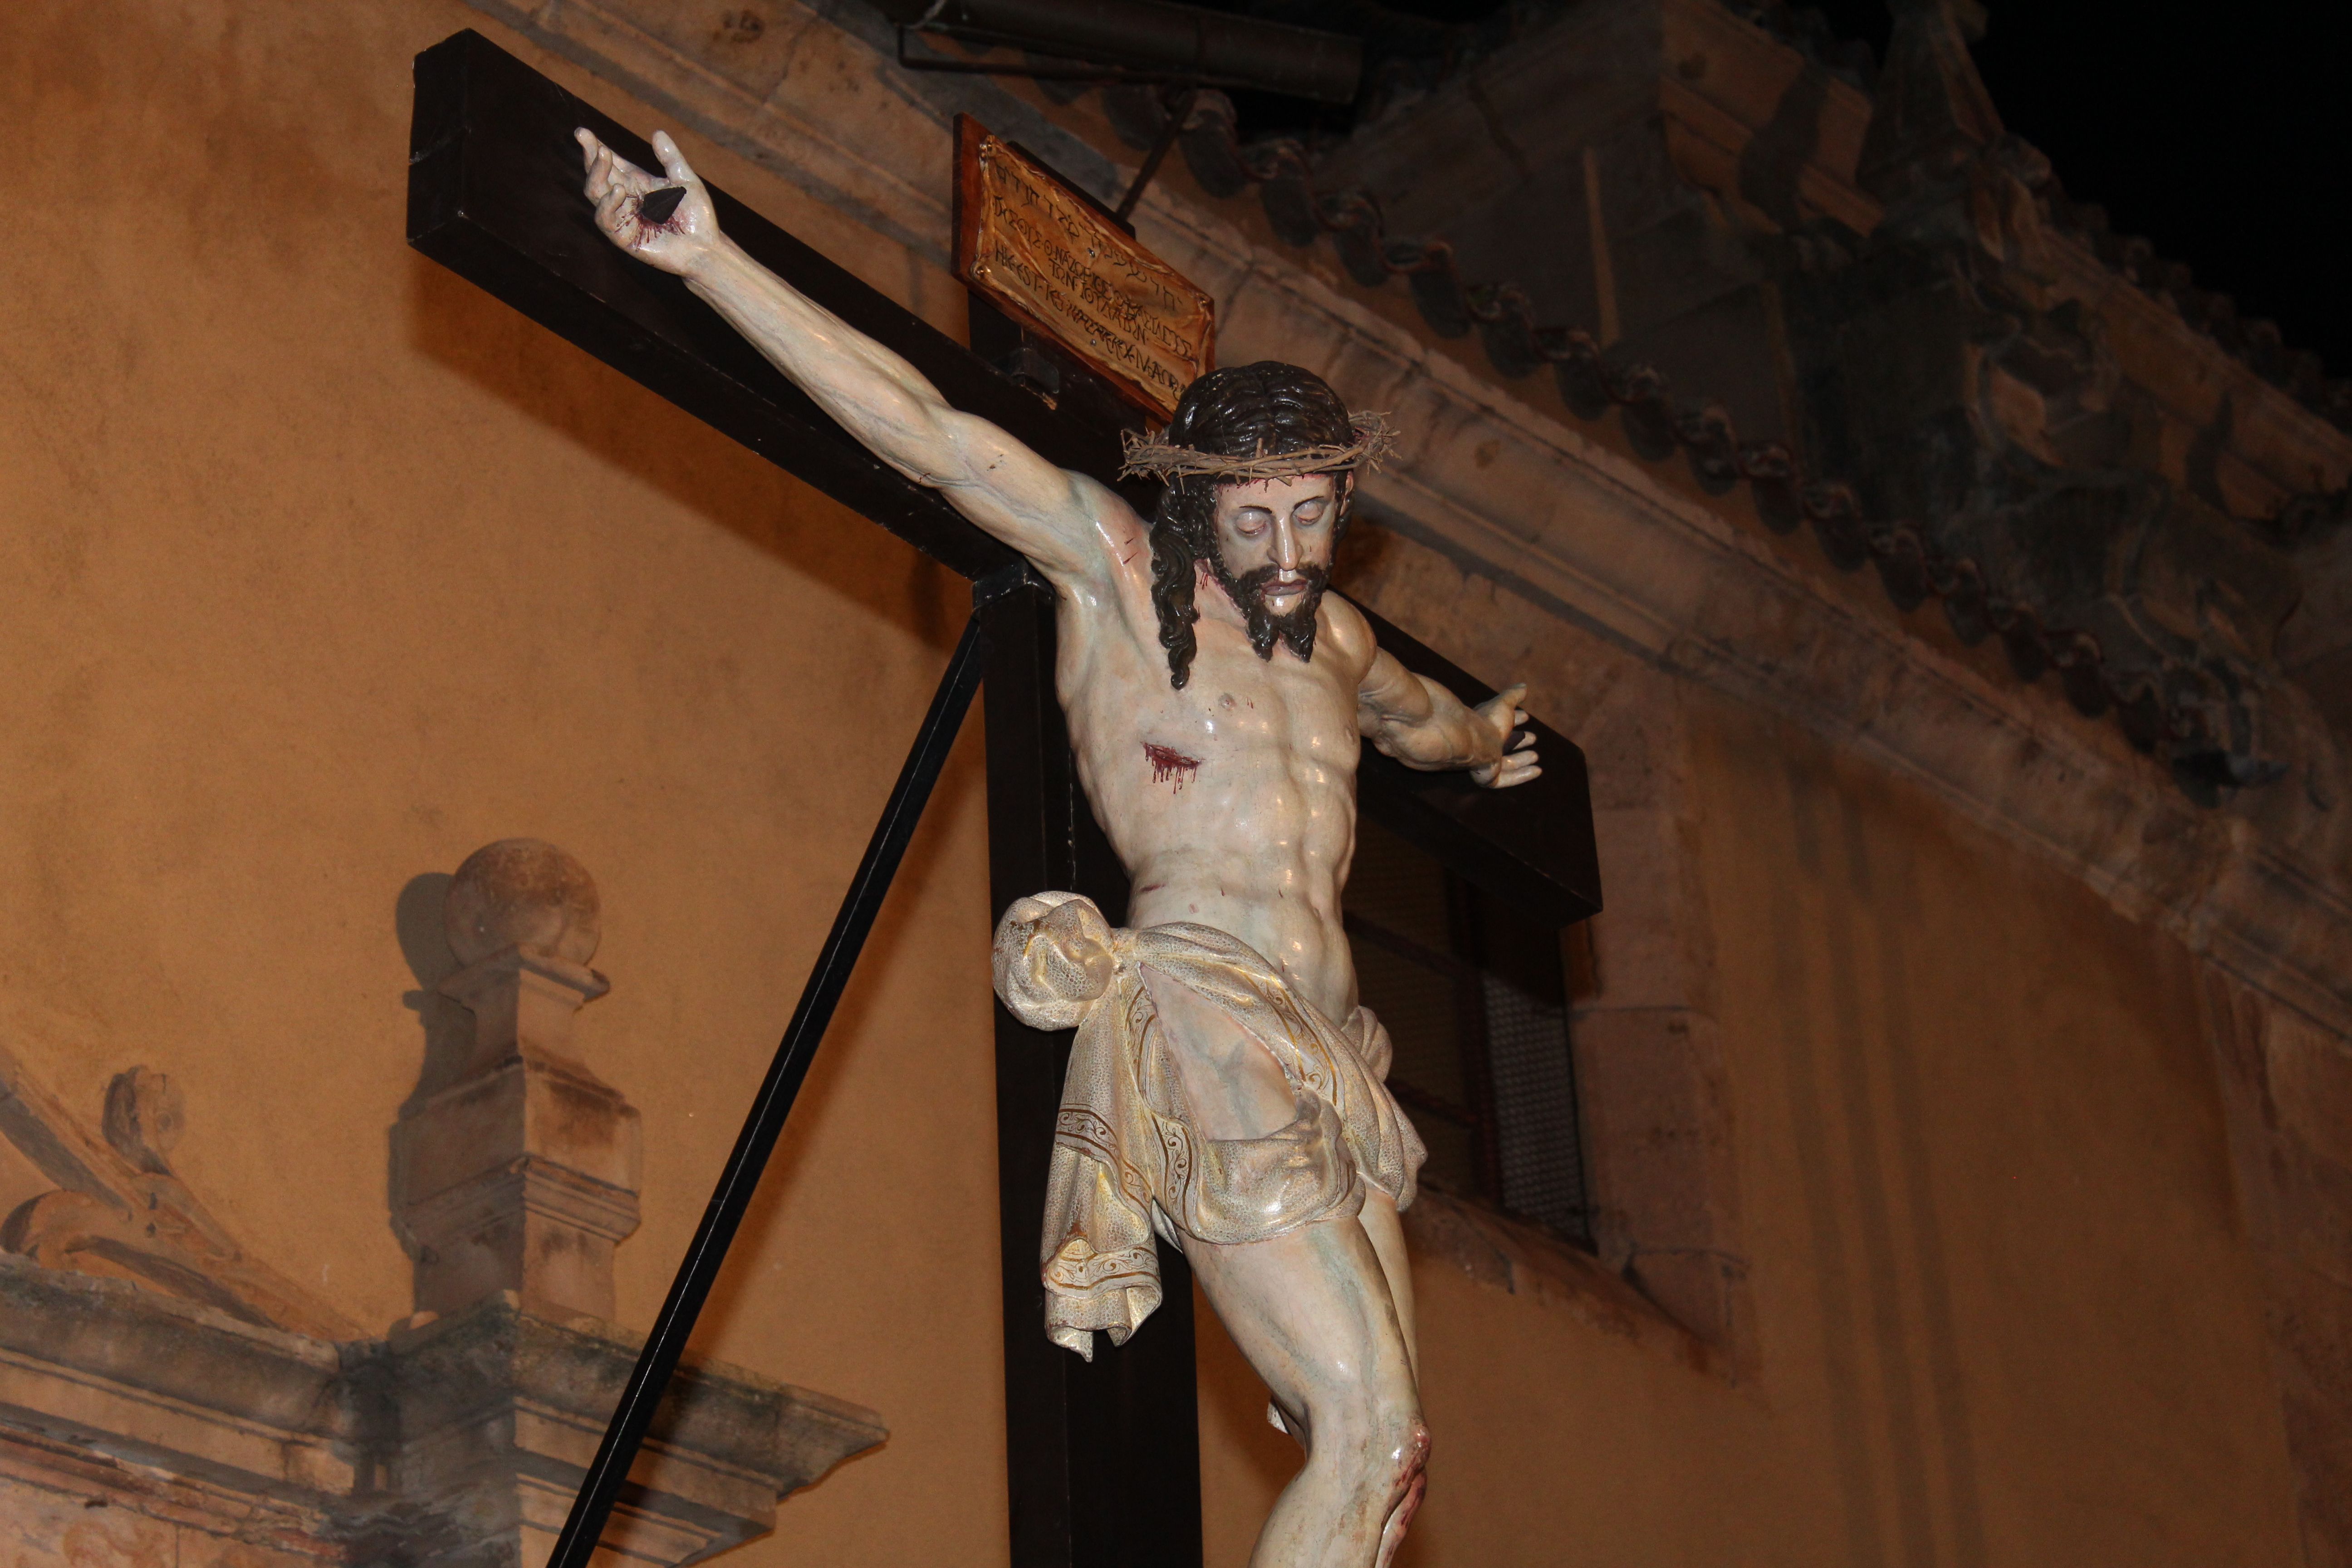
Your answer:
[1142,742,1202,793]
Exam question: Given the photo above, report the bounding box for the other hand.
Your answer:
[577,127,722,278]
[1470,683,1541,789]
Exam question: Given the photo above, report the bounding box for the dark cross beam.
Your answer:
[406,29,1600,1568]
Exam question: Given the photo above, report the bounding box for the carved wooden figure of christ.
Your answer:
[577,126,1540,1568]
[406,31,1599,1568]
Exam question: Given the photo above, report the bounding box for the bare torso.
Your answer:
[1056,550,1375,1026]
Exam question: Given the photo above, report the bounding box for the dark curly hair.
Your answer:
[1149,362,1356,689]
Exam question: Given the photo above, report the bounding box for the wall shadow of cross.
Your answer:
[405,29,1601,1568]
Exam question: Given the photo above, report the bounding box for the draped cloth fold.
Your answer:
[993,892,1426,1359]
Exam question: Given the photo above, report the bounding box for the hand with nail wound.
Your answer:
[577,128,720,278]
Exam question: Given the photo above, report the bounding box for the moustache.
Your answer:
[1226,563,1330,608]
[1214,561,1330,664]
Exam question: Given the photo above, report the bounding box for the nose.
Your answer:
[1271,517,1300,572]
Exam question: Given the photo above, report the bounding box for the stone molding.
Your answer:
[461,0,2352,1041]
[372,1296,886,1568]
[0,1259,883,1564]
[0,1258,351,1516]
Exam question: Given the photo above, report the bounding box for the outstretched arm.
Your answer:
[578,130,1122,583]
[1358,650,1541,789]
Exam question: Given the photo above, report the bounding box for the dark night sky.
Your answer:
[1792,2,2352,375]
[1233,2,2352,376]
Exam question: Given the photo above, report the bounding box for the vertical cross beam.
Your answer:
[983,578,1205,1568]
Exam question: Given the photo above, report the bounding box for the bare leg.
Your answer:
[1185,1215,1428,1568]
[1144,970,1431,1564]
[1353,1188,1416,1383]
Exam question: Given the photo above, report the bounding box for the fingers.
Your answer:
[651,130,704,187]
[1476,686,1530,744]
[595,183,637,245]
[1475,745,1542,789]
[578,127,659,200]
[580,132,627,200]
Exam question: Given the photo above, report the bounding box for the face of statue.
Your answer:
[1203,473,1347,663]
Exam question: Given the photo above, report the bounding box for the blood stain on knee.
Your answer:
[1398,1421,1431,1481]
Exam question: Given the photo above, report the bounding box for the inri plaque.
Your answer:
[953,117,1215,421]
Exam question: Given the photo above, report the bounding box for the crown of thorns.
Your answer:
[1118,412,1398,484]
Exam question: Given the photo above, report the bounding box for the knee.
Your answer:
[1380,1411,1431,1493]
[1313,1393,1428,1494]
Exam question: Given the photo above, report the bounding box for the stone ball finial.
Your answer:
[445,838,602,966]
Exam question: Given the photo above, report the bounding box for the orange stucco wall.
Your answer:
[2,2,1001,1560]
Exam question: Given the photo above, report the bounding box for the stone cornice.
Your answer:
[1155,193,2352,1031]
[462,0,2352,1037]
[0,1260,884,1561]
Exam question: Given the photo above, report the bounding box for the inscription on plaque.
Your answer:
[953,118,1215,420]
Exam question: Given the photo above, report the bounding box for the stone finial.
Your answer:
[1856,0,2004,207]
[437,839,612,1071]
[445,837,602,967]
[392,838,640,1323]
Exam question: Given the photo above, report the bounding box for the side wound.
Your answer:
[1142,742,1201,793]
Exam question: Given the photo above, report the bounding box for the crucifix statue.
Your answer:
[574,127,1542,1567]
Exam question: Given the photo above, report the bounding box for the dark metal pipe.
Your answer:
[545,602,995,1568]
[1115,86,1196,221]
[877,0,1363,104]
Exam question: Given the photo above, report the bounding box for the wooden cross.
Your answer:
[406,31,1600,1568]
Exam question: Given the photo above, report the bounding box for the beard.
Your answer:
[1210,559,1331,664]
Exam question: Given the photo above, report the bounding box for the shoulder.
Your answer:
[1035,473,1151,593]
[1318,592,1381,681]
[1037,476,1166,645]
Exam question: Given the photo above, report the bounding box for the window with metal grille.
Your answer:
[1346,813,1592,1245]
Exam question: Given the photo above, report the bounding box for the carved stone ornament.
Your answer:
[0,1052,359,1341]
[0,838,883,1565]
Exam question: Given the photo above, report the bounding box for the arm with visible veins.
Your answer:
[1357,649,1541,788]
[576,129,1128,584]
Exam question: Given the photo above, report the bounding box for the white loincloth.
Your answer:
[993,892,1427,1360]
